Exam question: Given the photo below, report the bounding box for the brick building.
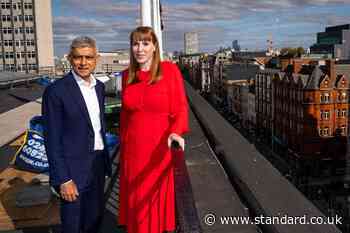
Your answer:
[272,60,349,159]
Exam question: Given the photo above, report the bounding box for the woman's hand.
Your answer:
[167,133,185,151]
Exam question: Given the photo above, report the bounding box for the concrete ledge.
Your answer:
[185,82,341,233]
[185,110,258,233]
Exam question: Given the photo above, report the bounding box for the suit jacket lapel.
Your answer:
[65,72,94,131]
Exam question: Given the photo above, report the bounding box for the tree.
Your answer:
[280,47,305,57]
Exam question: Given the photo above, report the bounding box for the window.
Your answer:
[338,92,347,102]
[5,64,15,71]
[341,109,347,117]
[24,15,33,21]
[15,40,26,47]
[340,126,346,135]
[4,40,13,47]
[5,52,14,59]
[1,2,11,9]
[24,3,33,10]
[27,51,36,59]
[319,127,331,136]
[28,64,37,70]
[25,27,34,34]
[26,40,35,46]
[320,92,330,103]
[3,27,12,34]
[336,109,340,118]
[2,15,11,21]
[320,110,330,120]
[324,127,330,136]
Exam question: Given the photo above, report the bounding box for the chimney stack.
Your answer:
[325,59,336,80]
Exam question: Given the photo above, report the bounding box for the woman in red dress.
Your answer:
[118,26,189,233]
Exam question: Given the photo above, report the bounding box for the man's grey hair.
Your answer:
[69,36,98,54]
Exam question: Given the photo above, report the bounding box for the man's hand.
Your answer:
[167,133,185,151]
[60,180,79,202]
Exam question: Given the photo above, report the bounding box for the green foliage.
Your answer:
[280,47,305,57]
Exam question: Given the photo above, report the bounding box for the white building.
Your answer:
[184,32,199,55]
[95,51,129,74]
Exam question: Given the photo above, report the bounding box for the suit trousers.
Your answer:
[59,151,106,233]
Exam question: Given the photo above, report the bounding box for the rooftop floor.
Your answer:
[0,82,255,233]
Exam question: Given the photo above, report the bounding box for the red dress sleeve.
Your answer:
[120,70,129,142]
[169,63,189,136]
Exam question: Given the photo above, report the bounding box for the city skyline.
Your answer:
[52,0,350,57]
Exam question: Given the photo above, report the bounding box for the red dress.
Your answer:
[118,61,189,233]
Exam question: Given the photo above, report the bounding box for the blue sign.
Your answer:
[12,130,49,173]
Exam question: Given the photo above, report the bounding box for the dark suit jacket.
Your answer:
[42,72,112,191]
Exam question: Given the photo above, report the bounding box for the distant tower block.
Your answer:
[184,32,199,55]
[232,40,240,51]
[0,0,54,73]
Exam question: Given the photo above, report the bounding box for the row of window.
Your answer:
[2,15,33,22]
[1,39,35,47]
[320,109,347,119]
[2,27,34,34]
[319,127,346,137]
[1,2,32,10]
[320,92,347,103]
[3,63,37,71]
[1,51,36,59]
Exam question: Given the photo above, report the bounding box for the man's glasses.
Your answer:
[71,55,97,62]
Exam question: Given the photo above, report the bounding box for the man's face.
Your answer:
[69,47,98,80]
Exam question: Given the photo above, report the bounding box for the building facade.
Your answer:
[0,0,54,73]
[247,89,256,132]
[310,24,350,60]
[272,60,349,159]
[95,51,129,74]
[255,68,278,144]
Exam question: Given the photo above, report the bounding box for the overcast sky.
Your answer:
[52,0,350,57]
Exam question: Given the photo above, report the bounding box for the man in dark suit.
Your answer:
[42,36,111,233]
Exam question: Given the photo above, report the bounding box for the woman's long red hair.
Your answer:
[128,26,162,84]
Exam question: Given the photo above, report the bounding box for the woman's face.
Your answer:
[132,39,155,69]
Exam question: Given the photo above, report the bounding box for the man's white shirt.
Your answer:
[72,70,104,151]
